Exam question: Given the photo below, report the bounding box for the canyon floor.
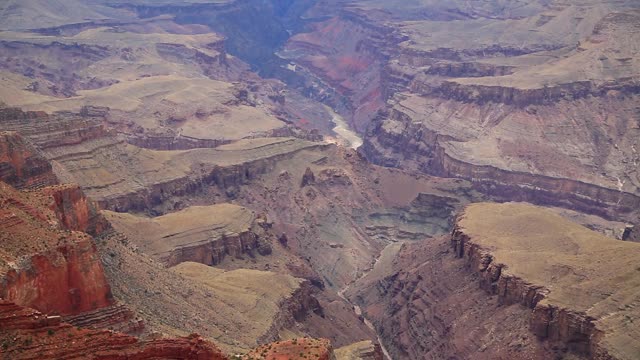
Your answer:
[1,1,639,360]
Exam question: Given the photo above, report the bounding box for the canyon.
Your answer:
[348,203,640,359]
[1,0,639,359]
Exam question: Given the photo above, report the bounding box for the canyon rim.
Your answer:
[1,1,639,359]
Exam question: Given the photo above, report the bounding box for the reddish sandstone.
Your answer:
[0,301,228,359]
[243,338,334,360]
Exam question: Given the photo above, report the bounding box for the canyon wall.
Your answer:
[448,203,640,359]
[362,104,640,221]
[0,300,228,360]
[42,184,111,236]
[350,202,639,360]
[348,236,559,360]
[0,133,115,317]
[0,131,58,189]
[1,236,114,316]
[0,181,114,317]
[162,229,270,268]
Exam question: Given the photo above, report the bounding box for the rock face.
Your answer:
[0,301,228,360]
[42,184,111,236]
[0,131,58,189]
[301,167,316,187]
[349,235,559,360]
[0,182,114,316]
[173,263,323,346]
[351,202,640,360]
[451,203,640,360]
[104,204,271,267]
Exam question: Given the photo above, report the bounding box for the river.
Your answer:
[337,243,404,360]
[323,105,363,150]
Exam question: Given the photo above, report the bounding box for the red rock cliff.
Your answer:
[0,300,228,359]
[0,182,113,316]
[42,183,111,236]
[0,131,58,189]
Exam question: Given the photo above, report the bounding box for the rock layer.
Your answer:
[0,182,113,316]
[0,300,228,360]
[104,204,271,267]
[0,131,58,189]
[451,203,640,359]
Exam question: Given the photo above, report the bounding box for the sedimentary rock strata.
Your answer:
[42,183,111,236]
[104,204,270,267]
[351,203,640,360]
[173,263,322,345]
[2,1,639,359]
[452,202,640,359]
[0,182,113,316]
[0,300,227,360]
[0,131,58,189]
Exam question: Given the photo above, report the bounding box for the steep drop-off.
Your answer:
[350,203,640,360]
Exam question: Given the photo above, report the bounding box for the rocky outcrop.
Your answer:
[0,301,228,360]
[450,203,640,360]
[243,338,335,360]
[62,303,143,334]
[0,131,58,189]
[0,182,114,316]
[162,229,270,268]
[104,204,272,268]
[125,134,233,151]
[42,184,111,236]
[335,340,384,360]
[426,79,640,106]
[1,235,114,316]
[257,281,324,345]
[425,62,515,78]
[0,41,114,97]
[0,107,109,150]
[301,167,316,187]
[362,107,640,221]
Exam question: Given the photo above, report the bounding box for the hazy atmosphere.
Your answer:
[0,1,639,359]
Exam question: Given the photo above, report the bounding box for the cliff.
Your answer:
[427,78,640,106]
[362,100,640,221]
[0,131,58,189]
[42,184,111,236]
[349,203,640,360]
[348,235,559,360]
[104,204,272,267]
[0,300,228,360]
[451,203,640,359]
[0,182,113,316]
